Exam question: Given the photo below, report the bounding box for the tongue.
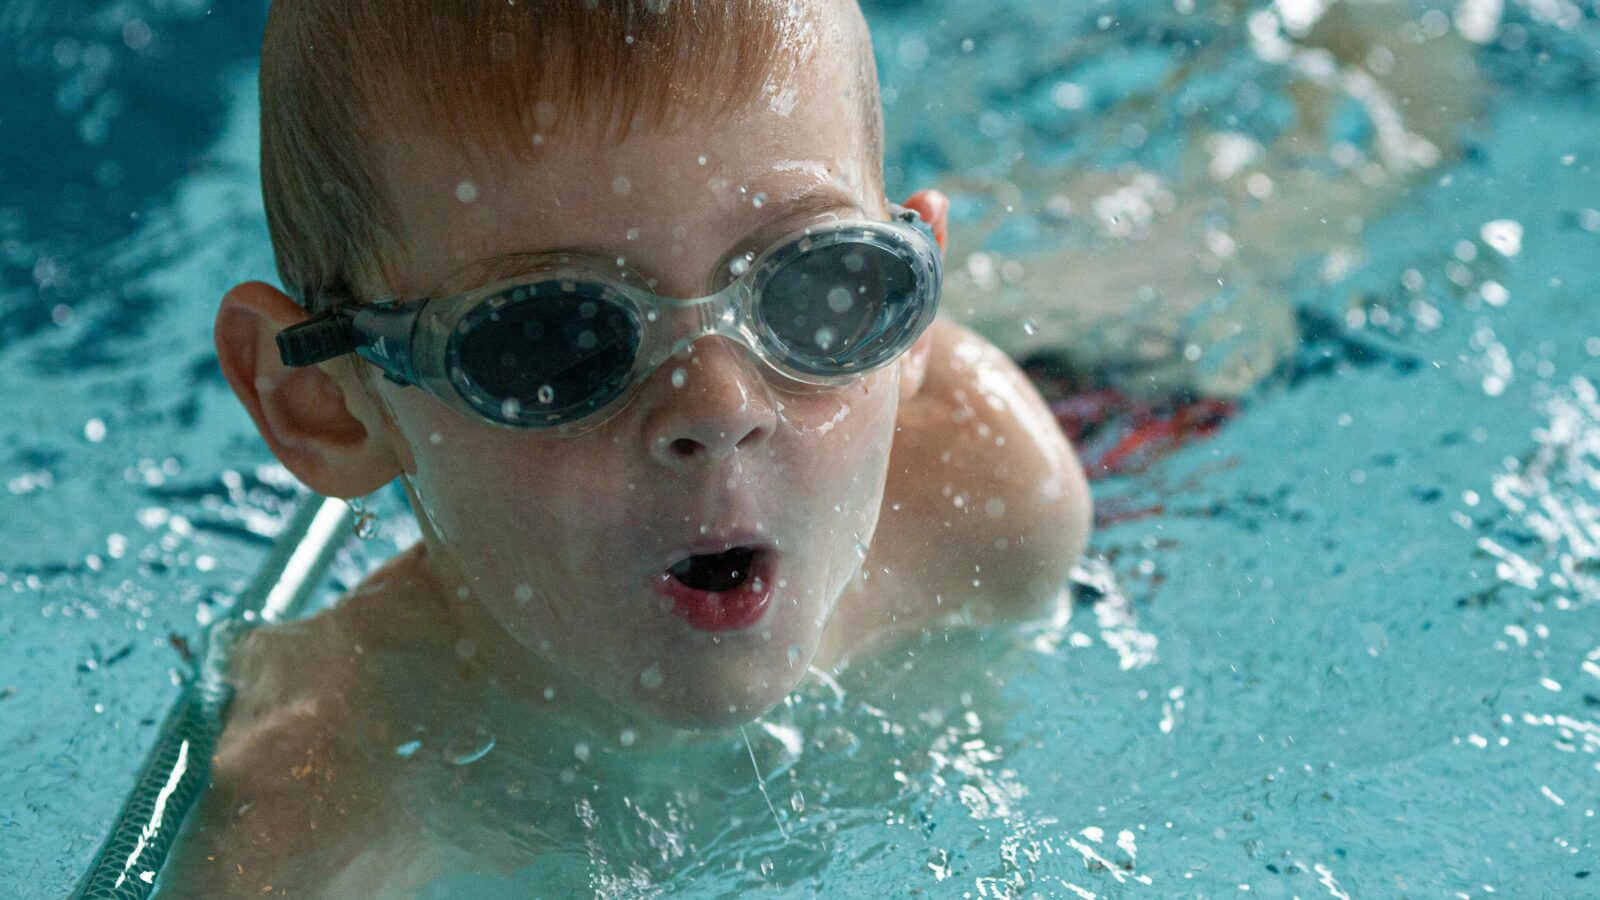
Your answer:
[669,547,756,593]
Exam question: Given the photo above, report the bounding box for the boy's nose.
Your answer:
[641,337,777,467]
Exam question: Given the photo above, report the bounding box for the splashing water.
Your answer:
[741,725,790,844]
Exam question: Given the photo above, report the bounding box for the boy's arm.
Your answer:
[861,318,1092,634]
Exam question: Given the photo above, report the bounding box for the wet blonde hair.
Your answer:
[259,0,884,312]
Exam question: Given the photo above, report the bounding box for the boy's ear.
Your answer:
[901,189,948,253]
[895,189,949,402]
[214,281,404,498]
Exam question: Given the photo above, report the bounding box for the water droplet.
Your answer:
[827,287,853,313]
[619,728,636,747]
[536,385,555,405]
[697,154,708,166]
[84,418,106,442]
[1480,219,1523,257]
[1023,319,1039,336]
[625,227,639,241]
[751,192,767,208]
[542,686,557,701]
[394,739,422,759]
[501,397,523,419]
[790,789,806,812]
[855,541,868,559]
[639,665,665,689]
[671,368,687,388]
[428,431,443,445]
[353,511,379,540]
[612,175,632,196]
[729,254,752,277]
[788,644,804,665]
[514,583,534,605]
[455,181,478,203]
[814,326,837,351]
[645,308,660,322]
[573,741,591,762]
[843,251,865,273]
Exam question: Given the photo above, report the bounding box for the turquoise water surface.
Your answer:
[3,0,1598,896]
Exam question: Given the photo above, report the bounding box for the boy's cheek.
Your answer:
[415,431,629,519]
[774,369,898,441]
[385,371,898,534]
[374,406,592,531]
[763,382,899,567]
[773,373,900,480]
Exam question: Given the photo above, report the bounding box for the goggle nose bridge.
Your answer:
[635,279,763,378]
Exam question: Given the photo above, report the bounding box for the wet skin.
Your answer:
[164,12,1090,894]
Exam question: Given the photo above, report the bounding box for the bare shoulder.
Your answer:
[158,545,444,896]
[218,543,441,741]
[841,318,1092,647]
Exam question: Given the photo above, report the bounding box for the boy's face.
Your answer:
[362,48,908,727]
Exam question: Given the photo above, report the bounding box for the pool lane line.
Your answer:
[68,495,354,900]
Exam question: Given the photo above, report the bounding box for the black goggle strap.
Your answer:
[277,308,358,368]
[276,299,424,387]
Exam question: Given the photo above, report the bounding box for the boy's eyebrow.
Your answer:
[440,184,863,295]
[738,184,865,237]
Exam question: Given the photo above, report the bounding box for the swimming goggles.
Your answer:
[277,207,942,434]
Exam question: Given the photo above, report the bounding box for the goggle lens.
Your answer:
[452,283,641,425]
[757,237,922,375]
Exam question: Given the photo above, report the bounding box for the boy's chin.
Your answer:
[629,670,806,731]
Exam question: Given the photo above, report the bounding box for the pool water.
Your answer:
[4,0,1598,896]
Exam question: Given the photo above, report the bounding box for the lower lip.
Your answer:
[655,554,775,633]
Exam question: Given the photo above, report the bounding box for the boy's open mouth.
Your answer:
[658,545,774,632]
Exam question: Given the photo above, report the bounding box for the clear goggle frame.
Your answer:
[277,206,942,436]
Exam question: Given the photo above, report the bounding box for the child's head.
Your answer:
[220,0,949,728]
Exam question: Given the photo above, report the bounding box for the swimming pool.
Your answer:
[4,0,1598,895]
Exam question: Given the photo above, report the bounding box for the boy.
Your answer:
[161,0,1089,893]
